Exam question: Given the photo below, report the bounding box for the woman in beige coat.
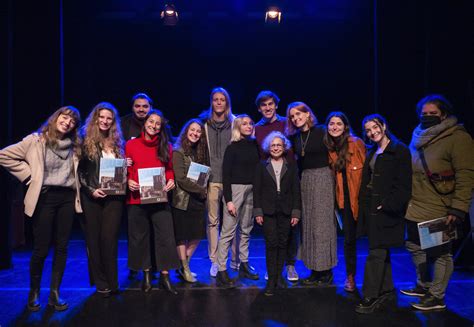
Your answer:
[0,106,82,312]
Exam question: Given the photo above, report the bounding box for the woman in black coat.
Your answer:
[355,114,412,314]
[254,131,301,296]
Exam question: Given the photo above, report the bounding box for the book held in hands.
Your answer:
[417,216,457,250]
[99,158,127,195]
[138,167,168,204]
[186,162,211,187]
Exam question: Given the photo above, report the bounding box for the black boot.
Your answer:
[277,275,287,289]
[317,270,334,286]
[355,297,382,314]
[216,270,236,289]
[48,272,68,311]
[27,275,41,312]
[142,270,152,292]
[159,273,178,295]
[264,279,276,296]
[302,270,320,286]
[239,262,259,280]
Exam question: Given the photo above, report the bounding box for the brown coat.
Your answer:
[0,133,82,217]
[329,136,366,219]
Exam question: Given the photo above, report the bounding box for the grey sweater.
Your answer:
[205,120,232,183]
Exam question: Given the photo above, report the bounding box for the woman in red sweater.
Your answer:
[126,109,179,294]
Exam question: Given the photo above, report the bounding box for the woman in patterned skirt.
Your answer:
[286,102,337,285]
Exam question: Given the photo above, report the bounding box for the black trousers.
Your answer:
[30,187,75,280]
[127,204,179,271]
[341,170,357,276]
[263,211,292,283]
[81,193,123,290]
[286,223,299,266]
[362,248,394,298]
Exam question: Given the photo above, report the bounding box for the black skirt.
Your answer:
[172,196,206,242]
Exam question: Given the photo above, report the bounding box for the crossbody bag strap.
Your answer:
[417,147,432,177]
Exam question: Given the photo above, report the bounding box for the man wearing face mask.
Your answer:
[402,94,474,311]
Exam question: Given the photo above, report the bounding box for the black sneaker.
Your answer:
[400,285,428,297]
[411,293,446,311]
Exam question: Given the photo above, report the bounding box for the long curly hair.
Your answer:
[324,111,352,172]
[82,102,124,160]
[38,106,82,155]
[174,119,209,165]
[144,109,171,163]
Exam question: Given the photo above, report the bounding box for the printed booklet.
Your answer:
[99,158,127,195]
[417,216,457,250]
[138,167,168,204]
[186,162,211,187]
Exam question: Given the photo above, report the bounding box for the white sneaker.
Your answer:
[286,265,299,281]
[230,262,240,270]
[210,262,218,277]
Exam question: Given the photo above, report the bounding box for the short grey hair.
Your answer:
[261,131,292,154]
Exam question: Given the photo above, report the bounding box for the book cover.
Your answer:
[186,162,211,188]
[138,167,168,204]
[417,216,457,250]
[99,158,127,195]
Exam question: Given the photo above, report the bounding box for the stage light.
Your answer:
[161,4,178,26]
[265,7,281,24]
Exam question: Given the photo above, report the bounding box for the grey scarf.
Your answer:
[410,116,457,150]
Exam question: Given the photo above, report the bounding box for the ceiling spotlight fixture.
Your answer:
[161,4,178,26]
[265,7,281,24]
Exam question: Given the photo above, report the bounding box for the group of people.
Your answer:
[0,89,472,315]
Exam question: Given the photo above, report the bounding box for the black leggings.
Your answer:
[30,187,75,278]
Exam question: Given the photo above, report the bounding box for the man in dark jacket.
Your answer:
[121,93,152,279]
[121,93,153,141]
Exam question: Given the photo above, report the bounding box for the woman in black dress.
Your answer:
[172,119,209,283]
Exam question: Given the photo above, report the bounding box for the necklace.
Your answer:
[299,129,311,157]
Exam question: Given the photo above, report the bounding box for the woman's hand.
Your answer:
[164,179,175,192]
[446,214,458,225]
[255,216,264,225]
[290,217,299,226]
[92,189,107,199]
[126,157,133,167]
[227,202,237,217]
[128,180,139,192]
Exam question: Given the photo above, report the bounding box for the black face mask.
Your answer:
[420,115,442,129]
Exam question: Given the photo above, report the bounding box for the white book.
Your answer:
[99,158,127,195]
[186,162,211,188]
[138,167,167,204]
[417,216,457,250]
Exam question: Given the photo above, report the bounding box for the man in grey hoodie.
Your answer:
[199,87,236,277]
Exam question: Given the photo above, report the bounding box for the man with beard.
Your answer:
[121,93,153,141]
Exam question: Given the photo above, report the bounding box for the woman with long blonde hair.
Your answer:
[78,102,125,297]
[0,106,82,311]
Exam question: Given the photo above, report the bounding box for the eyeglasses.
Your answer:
[270,144,284,148]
